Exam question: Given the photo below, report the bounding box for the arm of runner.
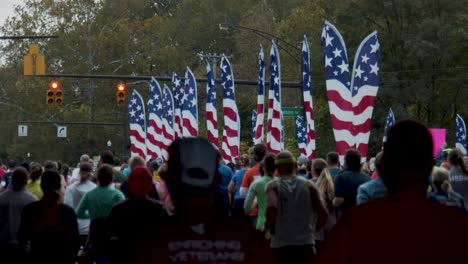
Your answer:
[228,180,236,194]
[265,181,278,229]
[356,184,369,205]
[333,175,345,207]
[244,181,257,214]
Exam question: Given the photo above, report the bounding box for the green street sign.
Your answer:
[282,107,303,118]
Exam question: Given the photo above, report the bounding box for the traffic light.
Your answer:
[46,80,63,105]
[116,83,126,107]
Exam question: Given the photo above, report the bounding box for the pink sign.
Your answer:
[428,128,446,157]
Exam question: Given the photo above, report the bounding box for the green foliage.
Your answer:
[0,0,466,164]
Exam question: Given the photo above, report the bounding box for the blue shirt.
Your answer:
[428,190,466,213]
[356,177,388,205]
[231,169,246,200]
[217,164,233,192]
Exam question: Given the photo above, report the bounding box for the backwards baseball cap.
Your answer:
[172,138,219,189]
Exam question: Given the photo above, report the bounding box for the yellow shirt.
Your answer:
[26,180,43,199]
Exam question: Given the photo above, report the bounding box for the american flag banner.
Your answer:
[321,21,353,163]
[181,67,199,137]
[128,90,147,160]
[350,31,380,160]
[295,116,307,156]
[302,35,316,159]
[146,77,164,160]
[456,114,467,154]
[172,73,183,139]
[252,110,257,143]
[382,108,395,148]
[220,55,240,162]
[206,63,219,148]
[254,46,265,144]
[266,40,283,154]
[161,85,175,161]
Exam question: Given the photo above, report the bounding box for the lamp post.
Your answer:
[218,23,301,64]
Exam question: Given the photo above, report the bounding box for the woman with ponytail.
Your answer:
[311,158,336,249]
[18,169,80,263]
[429,168,466,212]
[448,148,468,208]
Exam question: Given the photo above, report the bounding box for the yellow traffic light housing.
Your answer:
[24,44,45,76]
[46,80,63,105]
[116,83,126,107]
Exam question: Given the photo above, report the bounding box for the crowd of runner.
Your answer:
[0,119,467,263]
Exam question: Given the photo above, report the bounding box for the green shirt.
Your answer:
[76,186,125,220]
[329,168,341,182]
[244,175,274,231]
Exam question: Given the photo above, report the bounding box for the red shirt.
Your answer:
[316,193,468,264]
[158,208,272,263]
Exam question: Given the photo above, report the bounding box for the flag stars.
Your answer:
[325,55,333,68]
[157,102,163,110]
[333,71,338,76]
[136,105,142,111]
[332,47,342,58]
[354,65,364,79]
[274,76,280,85]
[338,60,349,74]
[129,110,136,117]
[370,62,379,75]
[361,54,370,64]
[370,40,380,53]
[325,33,334,47]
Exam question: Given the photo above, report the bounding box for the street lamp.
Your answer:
[218,23,301,63]
[107,140,112,147]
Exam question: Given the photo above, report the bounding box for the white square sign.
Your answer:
[57,126,67,138]
[18,125,28,137]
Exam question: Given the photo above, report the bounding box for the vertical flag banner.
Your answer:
[128,90,147,160]
[206,63,219,148]
[172,73,183,139]
[220,55,240,162]
[266,40,283,154]
[295,116,307,156]
[456,114,467,154]
[254,45,265,144]
[252,110,257,143]
[161,85,175,161]
[321,21,353,163]
[382,108,395,148]
[302,35,316,159]
[146,77,164,160]
[350,31,380,160]
[181,67,198,137]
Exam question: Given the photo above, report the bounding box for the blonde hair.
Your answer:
[313,159,335,203]
[129,156,146,171]
[432,168,452,198]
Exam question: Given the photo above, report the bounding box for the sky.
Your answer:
[0,0,22,27]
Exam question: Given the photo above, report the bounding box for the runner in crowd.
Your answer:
[63,162,97,247]
[26,162,43,199]
[244,153,276,233]
[316,120,468,264]
[70,154,91,184]
[157,137,271,263]
[99,151,126,184]
[312,158,336,249]
[1,159,18,191]
[356,152,388,205]
[76,164,125,263]
[0,167,37,262]
[213,159,233,215]
[266,151,328,264]
[19,169,80,264]
[240,144,267,223]
[333,149,370,214]
[429,168,466,212]
[326,152,341,181]
[228,153,250,220]
[448,148,468,207]
[296,155,309,179]
[105,166,169,264]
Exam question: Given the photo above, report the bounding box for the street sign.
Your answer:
[18,125,28,137]
[57,126,67,138]
[282,107,303,118]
